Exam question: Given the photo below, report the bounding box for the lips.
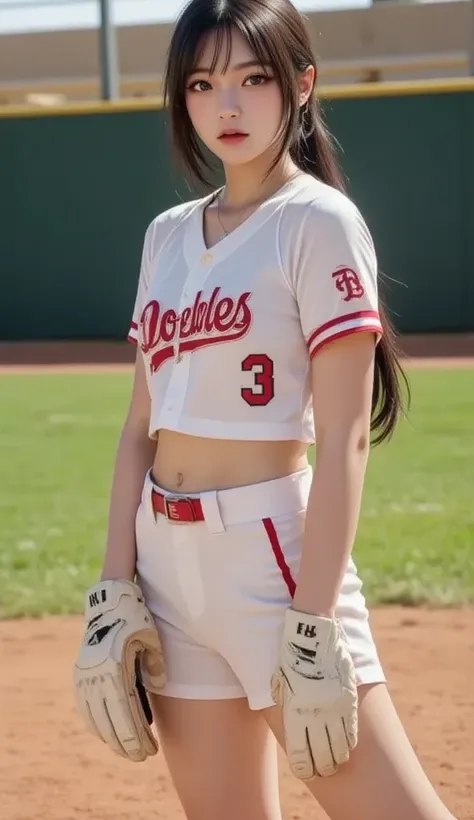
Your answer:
[218,129,249,138]
[218,130,249,145]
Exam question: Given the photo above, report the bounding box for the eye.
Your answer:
[243,74,271,87]
[188,79,212,92]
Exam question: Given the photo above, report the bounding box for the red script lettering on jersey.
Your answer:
[139,287,253,372]
[332,266,365,301]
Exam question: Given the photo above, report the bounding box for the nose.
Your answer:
[217,88,241,121]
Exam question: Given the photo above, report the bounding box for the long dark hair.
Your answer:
[164,0,409,445]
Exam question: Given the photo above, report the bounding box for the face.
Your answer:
[185,27,313,169]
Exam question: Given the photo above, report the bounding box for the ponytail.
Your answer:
[292,97,347,193]
[291,96,410,445]
[162,0,408,445]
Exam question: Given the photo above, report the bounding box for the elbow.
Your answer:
[355,430,370,456]
[316,423,370,465]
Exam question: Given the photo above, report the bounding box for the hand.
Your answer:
[73,579,166,762]
[271,608,358,779]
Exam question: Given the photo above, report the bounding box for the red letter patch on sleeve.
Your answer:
[332,267,365,302]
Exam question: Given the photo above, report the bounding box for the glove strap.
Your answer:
[85,579,143,619]
[284,609,340,664]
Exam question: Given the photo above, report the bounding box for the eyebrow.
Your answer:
[190,60,271,74]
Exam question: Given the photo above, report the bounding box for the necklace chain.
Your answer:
[215,172,304,242]
[216,191,230,241]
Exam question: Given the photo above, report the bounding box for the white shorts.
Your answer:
[135,466,385,710]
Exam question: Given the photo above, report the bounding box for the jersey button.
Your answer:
[201,253,213,264]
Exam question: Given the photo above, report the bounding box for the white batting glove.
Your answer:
[73,579,166,762]
[271,608,358,779]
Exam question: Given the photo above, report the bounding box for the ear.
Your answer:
[299,65,316,107]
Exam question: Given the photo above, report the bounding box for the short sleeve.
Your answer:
[127,220,156,344]
[280,194,383,359]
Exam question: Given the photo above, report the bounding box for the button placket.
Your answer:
[176,258,215,363]
[162,349,191,417]
[174,273,197,363]
[169,254,215,381]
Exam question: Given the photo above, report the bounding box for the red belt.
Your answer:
[151,490,204,523]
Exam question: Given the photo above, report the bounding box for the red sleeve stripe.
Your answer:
[306,310,381,352]
[309,324,383,359]
[127,321,138,344]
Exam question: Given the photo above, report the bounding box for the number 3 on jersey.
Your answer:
[241,354,275,406]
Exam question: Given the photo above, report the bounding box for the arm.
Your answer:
[273,192,383,780]
[279,193,382,615]
[273,332,375,779]
[293,332,375,617]
[100,348,156,582]
[74,352,165,757]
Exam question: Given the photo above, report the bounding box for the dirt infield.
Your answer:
[1,336,474,374]
[0,608,472,820]
[1,337,473,818]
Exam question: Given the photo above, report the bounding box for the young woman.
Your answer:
[73,1,458,819]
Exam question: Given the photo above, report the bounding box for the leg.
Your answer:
[150,694,282,820]
[264,683,457,820]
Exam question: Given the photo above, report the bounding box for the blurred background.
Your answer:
[0,6,473,820]
[1,0,474,352]
[0,0,474,105]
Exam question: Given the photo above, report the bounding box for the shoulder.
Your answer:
[278,176,377,291]
[281,175,367,239]
[143,196,204,258]
[153,196,203,230]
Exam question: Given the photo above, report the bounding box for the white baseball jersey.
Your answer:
[128,174,383,443]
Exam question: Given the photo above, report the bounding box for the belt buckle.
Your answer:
[164,495,196,524]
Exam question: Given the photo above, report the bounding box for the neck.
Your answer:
[220,152,302,211]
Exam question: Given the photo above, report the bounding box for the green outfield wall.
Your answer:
[1,78,473,341]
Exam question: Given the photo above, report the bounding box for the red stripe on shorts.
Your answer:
[262,518,296,599]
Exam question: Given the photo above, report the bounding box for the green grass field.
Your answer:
[0,368,473,619]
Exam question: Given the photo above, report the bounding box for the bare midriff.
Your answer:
[151,429,309,493]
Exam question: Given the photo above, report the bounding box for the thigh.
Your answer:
[214,519,385,710]
[263,684,456,820]
[150,694,282,820]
